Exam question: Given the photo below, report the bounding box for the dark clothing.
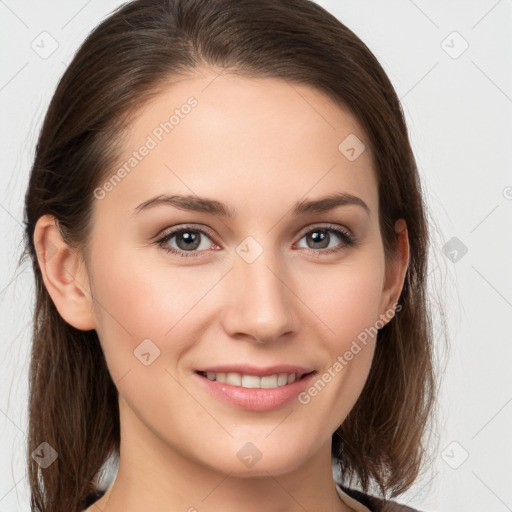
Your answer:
[81,490,105,510]
[338,484,421,511]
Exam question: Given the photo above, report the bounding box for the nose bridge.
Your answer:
[222,238,296,343]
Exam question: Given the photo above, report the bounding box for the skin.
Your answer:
[34,67,409,512]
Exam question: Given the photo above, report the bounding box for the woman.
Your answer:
[22,0,438,511]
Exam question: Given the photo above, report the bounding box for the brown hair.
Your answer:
[20,0,441,510]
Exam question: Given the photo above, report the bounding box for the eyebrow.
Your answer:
[132,192,370,218]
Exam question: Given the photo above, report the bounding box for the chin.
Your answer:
[200,448,308,478]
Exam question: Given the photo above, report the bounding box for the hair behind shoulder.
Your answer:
[20,0,441,509]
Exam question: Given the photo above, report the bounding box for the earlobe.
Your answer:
[33,214,96,331]
[379,218,410,323]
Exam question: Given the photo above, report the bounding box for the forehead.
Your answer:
[94,69,378,224]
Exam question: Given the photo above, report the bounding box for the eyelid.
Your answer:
[295,222,353,240]
[155,223,353,244]
[155,223,217,242]
[154,222,357,257]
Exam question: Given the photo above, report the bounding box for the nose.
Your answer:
[220,248,297,345]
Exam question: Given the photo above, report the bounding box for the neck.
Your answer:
[91,399,352,512]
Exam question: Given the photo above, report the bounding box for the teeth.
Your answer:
[226,373,241,386]
[203,371,299,389]
[242,374,261,388]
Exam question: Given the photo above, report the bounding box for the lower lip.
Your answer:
[194,371,317,411]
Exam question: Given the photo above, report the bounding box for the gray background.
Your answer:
[1,0,511,510]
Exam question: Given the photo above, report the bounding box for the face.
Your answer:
[76,69,403,478]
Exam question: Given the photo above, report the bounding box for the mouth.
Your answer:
[194,368,318,411]
[195,370,316,390]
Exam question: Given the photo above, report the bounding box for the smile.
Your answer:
[198,371,300,389]
[194,369,317,411]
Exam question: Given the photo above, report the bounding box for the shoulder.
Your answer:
[338,484,423,512]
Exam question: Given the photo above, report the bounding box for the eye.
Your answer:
[155,225,218,258]
[295,224,358,255]
[154,223,358,258]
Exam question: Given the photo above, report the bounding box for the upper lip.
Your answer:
[195,364,316,379]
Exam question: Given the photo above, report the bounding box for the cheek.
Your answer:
[90,246,192,335]
[87,249,165,368]
[301,250,385,346]
[88,245,225,381]
[296,250,385,418]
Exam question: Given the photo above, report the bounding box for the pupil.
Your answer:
[309,230,328,249]
[178,231,200,250]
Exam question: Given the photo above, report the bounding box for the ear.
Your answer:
[378,218,410,323]
[33,214,96,331]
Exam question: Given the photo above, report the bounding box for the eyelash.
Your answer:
[154,224,359,258]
